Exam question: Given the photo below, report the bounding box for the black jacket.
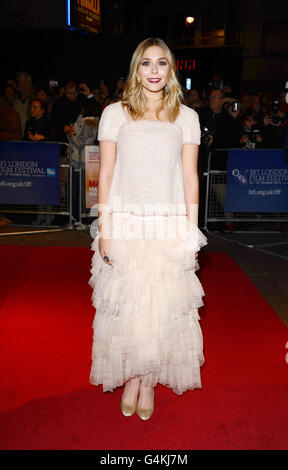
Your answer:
[23,115,51,141]
[197,106,240,150]
[51,95,82,142]
[197,106,241,171]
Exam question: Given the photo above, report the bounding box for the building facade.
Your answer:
[101,0,288,92]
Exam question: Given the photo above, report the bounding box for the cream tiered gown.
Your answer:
[89,101,208,395]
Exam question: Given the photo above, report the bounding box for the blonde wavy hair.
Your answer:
[121,37,183,122]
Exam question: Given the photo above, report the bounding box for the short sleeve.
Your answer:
[181,106,201,145]
[97,103,120,142]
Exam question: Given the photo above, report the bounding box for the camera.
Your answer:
[201,126,213,146]
[76,86,85,92]
[49,80,58,87]
[245,125,260,148]
[185,78,191,90]
[231,101,238,112]
[271,100,280,124]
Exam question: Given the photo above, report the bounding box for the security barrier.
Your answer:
[203,148,288,260]
[79,145,98,229]
[2,141,287,261]
[0,141,73,236]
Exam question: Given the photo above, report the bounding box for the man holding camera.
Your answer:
[262,99,284,148]
[51,81,82,142]
[63,82,101,138]
[197,88,240,161]
[197,88,240,231]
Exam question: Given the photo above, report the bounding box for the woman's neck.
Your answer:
[143,90,163,111]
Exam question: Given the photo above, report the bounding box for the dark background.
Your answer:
[0,0,287,95]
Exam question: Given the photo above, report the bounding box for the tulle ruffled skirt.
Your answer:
[89,213,208,395]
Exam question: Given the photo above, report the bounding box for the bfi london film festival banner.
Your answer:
[224,149,288,212]
[84,145,99,210]
[0,141,60,205]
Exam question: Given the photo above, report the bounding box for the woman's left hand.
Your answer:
[28,132,45,141]
[195,252,198,260]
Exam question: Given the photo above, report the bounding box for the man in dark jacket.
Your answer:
[51,81,82,142]
[197,88,240,230]
[197,88,240,168]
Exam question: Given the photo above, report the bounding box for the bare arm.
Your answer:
[181,143,199,225]
[97,140,116,242]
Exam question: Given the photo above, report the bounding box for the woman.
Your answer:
[89,37,207,421]
[23,99,51,142]
[64,98,99,221]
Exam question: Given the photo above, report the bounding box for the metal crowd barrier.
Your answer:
[0,142,73,236]
[3,141,287,262]
[78,146,98,231]
[203,148,288,260]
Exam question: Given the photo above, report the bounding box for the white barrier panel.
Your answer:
[84,145,99,210]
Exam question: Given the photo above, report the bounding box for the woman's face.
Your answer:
[138,45,170,96]
[31,101,44,118]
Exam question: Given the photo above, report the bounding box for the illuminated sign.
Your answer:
[77,0,100,16]
[74,0,101,33]
[176,59,196,71]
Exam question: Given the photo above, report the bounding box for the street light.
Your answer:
[185,16,195,26]
[185,16,195,49]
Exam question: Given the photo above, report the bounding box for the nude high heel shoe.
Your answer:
[120,377,140,417]
[120,401,137,417]
[136,383,154,420]
[136,403,154,420]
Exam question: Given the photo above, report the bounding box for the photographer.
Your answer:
[198,88,240,149]
[197,88,240,169]
[197,88,241,232]
[51,81,82,142]
[239,110,263,149]
[76,81,101,117]
[223,95,241,120]
[262,99,284,148]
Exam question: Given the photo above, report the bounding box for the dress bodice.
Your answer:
[97,101,201,216]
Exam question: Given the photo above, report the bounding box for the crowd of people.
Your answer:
[0,72,123,144]
[0,71,287,228]
[188,79,287,154]
[1,71,287,149]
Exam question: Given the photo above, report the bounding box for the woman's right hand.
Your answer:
[98,237,113,266]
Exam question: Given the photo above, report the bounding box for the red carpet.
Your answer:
[0,245,287,450]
